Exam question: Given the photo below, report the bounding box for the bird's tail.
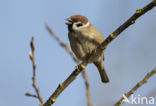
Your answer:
[94,61,109,83]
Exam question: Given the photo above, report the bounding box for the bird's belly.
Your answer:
[68,32,103,62]
[71,40,97,61]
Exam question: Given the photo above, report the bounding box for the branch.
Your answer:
[46,24,92,106]
[115,68,156,106]
[25,93,38,98]
[44,1,156,106]
[81,70,92,106]
[26,37,44,105]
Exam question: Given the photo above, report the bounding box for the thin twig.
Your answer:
[46,24,92,106]
[44,2,156,106]
[115,68,156,106]
[82,71,92,106]
[26,37,44,105]
[25,93,38,98]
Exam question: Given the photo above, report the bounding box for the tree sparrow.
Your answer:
[66,15,109,83]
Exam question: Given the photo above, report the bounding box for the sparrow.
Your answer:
[66,15,109,83]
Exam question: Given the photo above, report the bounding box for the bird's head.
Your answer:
[66,15,90,32]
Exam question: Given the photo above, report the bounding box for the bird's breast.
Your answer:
[68,32,98,61]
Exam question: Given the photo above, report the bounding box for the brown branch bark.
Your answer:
[46,24,92,106]
[115,68,156,106]
[81,70,92,106]
[44,1,156,106]
[26,37,44,105]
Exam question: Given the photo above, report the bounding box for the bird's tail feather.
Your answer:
[94,61,109,83]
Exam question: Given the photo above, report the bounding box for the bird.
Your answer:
[66,15,109,83]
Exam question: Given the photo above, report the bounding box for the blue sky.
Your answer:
[0,0,156,106]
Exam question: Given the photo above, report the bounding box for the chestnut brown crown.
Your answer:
[68,15,88,24]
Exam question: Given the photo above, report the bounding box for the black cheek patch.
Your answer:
[76,23,83,27]
[68,24,74,32]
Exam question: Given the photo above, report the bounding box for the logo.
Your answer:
[123,94,155,104]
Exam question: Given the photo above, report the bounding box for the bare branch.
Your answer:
[44,2,156,106]
[46,24,92,106]
[25,93,38,98]
[115,68,156,106]
[26,37,44,105]
[81,71,92,106]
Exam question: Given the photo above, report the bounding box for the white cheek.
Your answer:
[72,23,80,31]
[72,22,90,31]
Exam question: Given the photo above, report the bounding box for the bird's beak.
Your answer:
[65,18,72,25]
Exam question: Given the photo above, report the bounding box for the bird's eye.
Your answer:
[76,23,83,27]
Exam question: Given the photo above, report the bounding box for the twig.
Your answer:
[81,71,92,106]
[115,68,156,106]
[26,37,44,105]
[44,1,156,106]
[46,24,92,106]
[25,93,38,98]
